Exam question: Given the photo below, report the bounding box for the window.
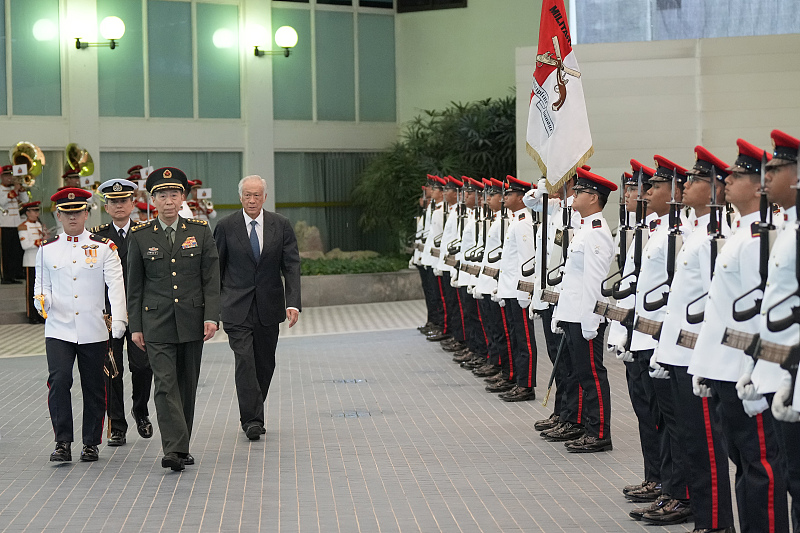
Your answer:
[397,0,466,14]
[11,0,61,116]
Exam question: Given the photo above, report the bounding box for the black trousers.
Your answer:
[563,322,610,439]
[106,328,152,433]
[667,364,733,530]
[225,302,281,429]
[45,338,107,445]
[24,266,43,321]
[458,287,487,356]
[504,299,537,389]
[774,418,800,532]
[709,379,789,533]
[539,305,576,421]
[1,226,23,281]
[626,351,665,485]
[417,264,439,326]
[478,296,512,378]
[440,272,464,342]
[147,340,203,455]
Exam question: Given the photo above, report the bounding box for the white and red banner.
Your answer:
[526,0,593,192]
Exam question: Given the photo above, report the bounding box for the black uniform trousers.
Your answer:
[563,322,610,439]
[1,226,24,281]
[478,296,512,378]
[458,286,488,357]
[224,300,281,429]
[774,417,800,532]
[106,328,152,433]
[504,299,537,389]
[417,264,440,327]
[626,350,666,485]
[539,305,578,422]
[24,267,43,322]
[147,340,203,455]
[440,272,465,342]
[45,338,107,445]
[667,364,733,530]
[709,379,789,533]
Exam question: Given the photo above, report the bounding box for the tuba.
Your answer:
[65,142,94,177]
[10,141,45,189]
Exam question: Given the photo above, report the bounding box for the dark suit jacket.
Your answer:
[127,217,221,343]
[91,219,133,286]
[214,209,301,326]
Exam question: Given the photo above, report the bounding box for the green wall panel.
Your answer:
[315,11,355,121]
[0,1,6,115]
[98,0,145,117]
[358,14,395,122]
[197,3,240,119]
[11,0,61,116]
[148,1,193,118]
[272,8,312,120]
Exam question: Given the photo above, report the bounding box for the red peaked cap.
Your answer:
[630,159,655,178]
[430,175,447,187]
[136,201,154,211]
[20,200,41,215]
[463,176,483,190]
[581,165,591,171]
[651,155,688,183]
[62,169,80,179]
[127,165,143,175]
[574,168,617,196]
[505,175,531,192]
[767,129,799,167]
[444,175,463,189]
[728,138,771,174]
[688,146,730,182]
[1,164,12,175]
[488,178,504,192]
[51,187,92,211]
[425,174,439,186]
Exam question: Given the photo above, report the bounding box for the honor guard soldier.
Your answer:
[688,138,789,533]
[420,176,449,341]
[1,164,30,283]
[127,167,221,471]
[552,168,616,453]
[435,176,468,352]
[35,188,127,463]
[92,179,154,446]
[18,201,45,323]
[414,182,437,334]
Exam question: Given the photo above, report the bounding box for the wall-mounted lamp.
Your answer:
[254,26,298,58]
[75,16,125,50]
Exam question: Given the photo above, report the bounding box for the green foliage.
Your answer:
[352,94,516,246]
[301,255,410,276]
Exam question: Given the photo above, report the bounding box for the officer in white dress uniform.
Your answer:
[34,188,126,463]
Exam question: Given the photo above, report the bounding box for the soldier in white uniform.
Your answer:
[552,168,616,453]
[1,164,30,283]
[421,176,447,340]
[435,176,467,351]
[18,201,46,323]
[688,138,789,533]
[34,188,127,463]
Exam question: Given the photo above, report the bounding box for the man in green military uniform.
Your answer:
[127,167,220,471]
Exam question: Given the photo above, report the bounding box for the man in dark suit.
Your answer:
[91,179,153,446]
[214,175,301,440]
[127,167,220,471]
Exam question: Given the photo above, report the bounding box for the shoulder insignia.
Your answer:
[751,221,760,238]
[187,218,208,226]
[90,233,118,250]
[42,235,60,246]
[18,222,27,230]
[90,223,110,233]
[518,213,526,220]
[592,219,602,229]
[130,221,151,233]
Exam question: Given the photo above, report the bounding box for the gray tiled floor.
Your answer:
[0,303,697,532]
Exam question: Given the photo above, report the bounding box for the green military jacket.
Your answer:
[127,216,220,343]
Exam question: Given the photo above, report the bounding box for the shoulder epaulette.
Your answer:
[186,218,208,226]
[18,222,27,231]
[42,235,59,246]
[592,219,602,229]
[90,223,110,233]
[130,221,152,233]
[90,233,118,251]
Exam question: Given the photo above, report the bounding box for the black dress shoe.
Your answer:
[692,527,736,533]
[473,364,500,377]
[452,351,473,363]
[180,453,195,465]
[629,494,671,521]
[107,429,126,446]
[625,481,662,502]
[426,332,451,342]
[80,445,99,462]
[622,479,648,495]
[544,422,585,442]
[485,380,515,393]
[132,410,153,439]
[162,452,185,471]
[565,434,613,453]
[642,498,693,525]
[441,341,465,353]
[50,442,72,462]
[245,423,262,440]
[534,413,559,432]
[502,387,535,402]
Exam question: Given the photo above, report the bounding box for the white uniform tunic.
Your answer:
[436,204,459,275]
[688,211,762,382]
[0,185,29,227]
[474,212,511,296]
[554,212,614,333]
[752,209,798,394]
[18,220,44,267]
[497,208,535,302]
[456,208,477,287]
[421,203,444,268]
[656,213,731,366]
[34,230,127,344]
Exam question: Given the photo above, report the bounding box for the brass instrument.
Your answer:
[200,198,214,212]
[10,141,45,189]
[65,143,94,177]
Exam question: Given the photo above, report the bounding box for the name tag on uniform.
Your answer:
[181,236,198,249]
[147,247,160,256]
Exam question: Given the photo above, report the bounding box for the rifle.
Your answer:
[732,152,776,322]
[464,185,485,262]
[447,186,466,255]
[601,173,634,297]
[546,183,573,286]
[542,334,566,407]
[521,179,548,282]
[643,167,683,312]
[611,169,648,300]
[487,180,506,263]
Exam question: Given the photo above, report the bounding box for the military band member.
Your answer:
[552,168,616,453]
[189,180,216,221]
[92,179,154,446]
[35,188,127,463]
[1,165,30,283]
[18,201,45,323]
[127,167,221,471]
[688,138,789,533]
[135,201,156,223]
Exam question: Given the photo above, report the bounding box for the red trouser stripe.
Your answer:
[455,289,466,341]
[437,276,447,334]
[588,340,605,439]
[701,397,719,529]
[522,313,534,388]
[756,413,776,533]
[475,300,489,358]
[577,385,583,424]
[500,306,513,378]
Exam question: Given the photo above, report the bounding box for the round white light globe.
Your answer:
[212,28,235,49]
[32,19,57,42]
[100,16,125,40]
[275,26,298,49]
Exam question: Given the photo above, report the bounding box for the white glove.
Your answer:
[648,353,670,379]
[582,328,597,341]
[111,320,127,339]
[522,189,538,209]
[450,275,458,288]
[433,269,443,276]
[735,358,761,401]
[551,318,563,335]
[517,298,530,309]
[692,375,712,398]
[33,294,51,313]
[471,287,481,299]
[742,397,769,418]
[615,349,634,363]
[535,178,547,199]
[772,373,800,423]
[528,305,536,320]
